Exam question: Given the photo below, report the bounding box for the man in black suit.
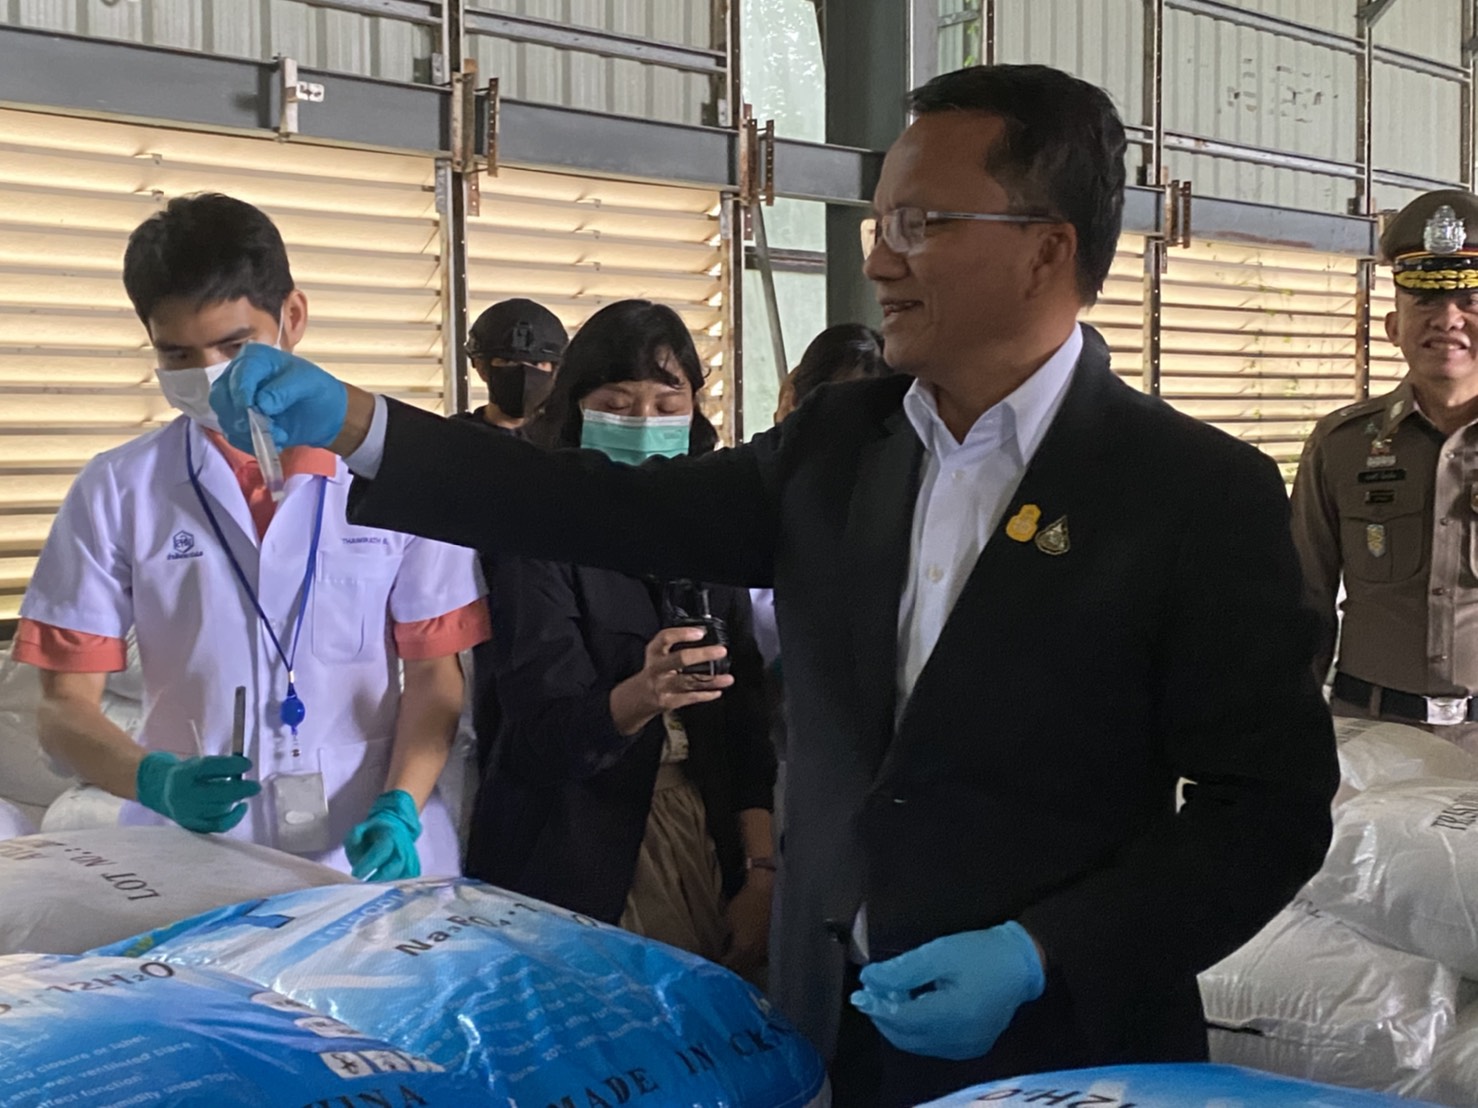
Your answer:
[213,64,1338,1107]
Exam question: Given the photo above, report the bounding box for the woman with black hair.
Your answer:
[464,299,776,979]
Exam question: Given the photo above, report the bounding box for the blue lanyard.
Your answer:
[185,426,326,750]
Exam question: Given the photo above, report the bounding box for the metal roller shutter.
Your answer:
[1369,267,1406,399]
[1158,240,1361,483]
[0,106,444,625]
[464,168,728,435]
[1084,233,1148,390]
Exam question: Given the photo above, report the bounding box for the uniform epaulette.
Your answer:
[1320,395,1387,431]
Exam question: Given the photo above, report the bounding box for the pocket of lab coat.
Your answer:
[312,552,396,663]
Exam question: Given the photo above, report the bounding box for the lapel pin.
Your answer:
[1006,504,1041,543]
[1035,516,1070,556]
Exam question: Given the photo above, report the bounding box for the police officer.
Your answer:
[461,298,568,431]
[1292,188,1478,753]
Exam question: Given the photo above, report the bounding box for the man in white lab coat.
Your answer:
[13,193,488,879]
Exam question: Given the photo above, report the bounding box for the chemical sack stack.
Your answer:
[1199,717,1478,1104]
[0,952,483,1105]
[0,639,143,835]
[917,1062,1428,1107]
[0,826,352,955]
[93,877,831,1108]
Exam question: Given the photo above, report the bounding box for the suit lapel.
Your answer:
[842,407,925,768]
[888,329,1118,744]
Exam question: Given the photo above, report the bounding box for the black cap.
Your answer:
[467,298,568,363]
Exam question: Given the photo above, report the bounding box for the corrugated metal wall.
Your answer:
[1163,5,1356,212]
[952,1,1470,213]
[2,0,434,82]
[994,0,1145,127]
[470,0,720,125]
[0,0,721,123]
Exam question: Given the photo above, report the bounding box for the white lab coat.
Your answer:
[20,416,484,876]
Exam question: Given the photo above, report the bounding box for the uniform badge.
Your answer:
[1425,204,1467,255]
[1005,504,1041,543]
[1365,454,1397,469]
[1366,523,1388,558]
[1034,516,1069,556]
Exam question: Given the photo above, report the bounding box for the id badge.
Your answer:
[268,772,332,855]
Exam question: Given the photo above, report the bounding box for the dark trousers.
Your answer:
[829,964,1090,1108]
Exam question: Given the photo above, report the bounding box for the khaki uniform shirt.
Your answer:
[1291,380,1478,696]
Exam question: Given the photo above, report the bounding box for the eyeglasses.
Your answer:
[860,207,1061,257]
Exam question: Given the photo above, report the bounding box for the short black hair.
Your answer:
[908,64,1126,305]
[122,193,295,326]
[791,323,889,407]
[529,299,719,456]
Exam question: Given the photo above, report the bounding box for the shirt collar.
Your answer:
[902,323,1083,464]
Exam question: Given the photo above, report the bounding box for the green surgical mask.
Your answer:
[580,410,691,465]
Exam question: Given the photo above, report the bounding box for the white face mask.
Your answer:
[153,317,286,432]
[154,360,231,432]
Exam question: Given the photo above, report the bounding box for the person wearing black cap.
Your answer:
[461,298,569,431]
[455,299,569,782]
[1292,188,1478,753]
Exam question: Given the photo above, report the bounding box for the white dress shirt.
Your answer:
[895,323,1083,713]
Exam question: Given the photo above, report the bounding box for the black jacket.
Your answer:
[347,325,1337,1085]
[462,558,774,922]
[450,410,514,777]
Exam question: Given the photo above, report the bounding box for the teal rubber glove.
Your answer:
[135,751,261,834]
[210,342,348,453]
[850,921,1045,1061]
[344,789,422,882]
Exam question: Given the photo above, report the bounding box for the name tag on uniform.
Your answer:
[1366,489,1396,504]
[1358,469,1406,484]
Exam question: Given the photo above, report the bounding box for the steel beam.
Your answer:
[910,0,940,86]
[0,27,885,205]
[771,139,883,207]
[721,0,743,443]
[439,0,471,415]
[1358,0,1402,26]
[486,99,733,188]
[302,0,440,24]
[0,26,449,154]
[463,9,726,75]
[1144,194,1378,255]
[822,0,908,328]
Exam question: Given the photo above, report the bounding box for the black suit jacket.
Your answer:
[462,559,774,921]
[348,325,1337,1079]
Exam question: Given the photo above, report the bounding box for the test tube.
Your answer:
[247,409,286,504]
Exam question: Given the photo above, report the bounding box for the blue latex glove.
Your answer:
[850,921,1046,1060]
[343,789,422,882]
[210,342,348,453]
[135,751,261,834]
